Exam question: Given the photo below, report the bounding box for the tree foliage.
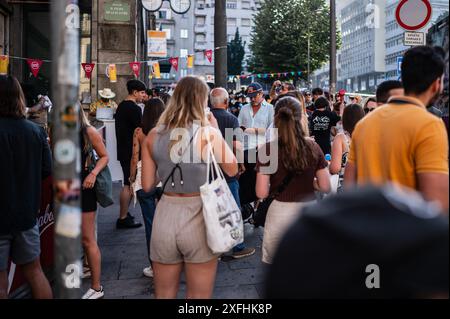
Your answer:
[248,0,340,78]
[227,28,246,75]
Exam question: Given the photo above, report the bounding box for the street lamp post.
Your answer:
[330,0,337,95]
[307,33,311,89]
[214,0,227,88]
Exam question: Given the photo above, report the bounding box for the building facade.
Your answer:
[149,1,195,86]
[3,0,146,104]
[339,0,386,94]
[0,0,9,57]
[152,0,260,87]
[384,0,449,80]
[311,50,343,91]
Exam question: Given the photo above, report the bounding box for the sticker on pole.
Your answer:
[54,139,76,165]
[395,0,432,31]
[55,204,81,238]
[404,31,426,46]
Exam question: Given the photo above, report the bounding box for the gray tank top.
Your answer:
[152,125,207,194]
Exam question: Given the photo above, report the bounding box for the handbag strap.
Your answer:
[205,127,225,183]
[160,127,200,193]
[83,128,97,170]
[269,172,294,199]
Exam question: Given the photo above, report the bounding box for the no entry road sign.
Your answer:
[396,0,432,31]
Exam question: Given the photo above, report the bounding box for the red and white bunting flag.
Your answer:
[26,59,43,78]
[204,50,213,63]
[169,57,179,71]
[129,62,141,77]
[82,63,95,79]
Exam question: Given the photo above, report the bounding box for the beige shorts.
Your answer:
[150,195,220,264]
[262,200,315,264]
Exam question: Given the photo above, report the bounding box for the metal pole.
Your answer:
[149,12,156,30]
[51,0,81,299]
[307,34,311,89]
[148,12,156,88]
[330,0,337,95]
[214,0,227,88]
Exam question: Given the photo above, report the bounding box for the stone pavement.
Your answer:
[82,183,267,299]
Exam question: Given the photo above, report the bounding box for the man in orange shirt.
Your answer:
[344,46,449,212]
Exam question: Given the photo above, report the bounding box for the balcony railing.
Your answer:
[194,41,207,51]
[195,8,207,16]
[194,25,207,34]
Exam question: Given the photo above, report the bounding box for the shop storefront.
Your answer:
[4,0,143,297]
[6,0,143,103]
[4,0,143,177]
[0,1,9,56]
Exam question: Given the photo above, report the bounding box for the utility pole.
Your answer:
[307,33,311,89]
[330,0,337,95]
[149,12,156,30]
[214,0,227,88]
[51,0,81,299]
[148,12,156,88]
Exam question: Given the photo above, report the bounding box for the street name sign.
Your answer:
[104,1,131,22]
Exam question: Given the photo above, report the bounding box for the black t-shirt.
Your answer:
[115,100,142,163]
[0,119,51,234]
[211,108,241,182]
[310,109,340,155]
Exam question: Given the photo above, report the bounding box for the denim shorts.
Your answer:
[0,225,41,271]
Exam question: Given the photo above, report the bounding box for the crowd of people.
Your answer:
[0,45,448,299]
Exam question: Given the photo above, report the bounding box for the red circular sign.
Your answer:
[396,0,432,31]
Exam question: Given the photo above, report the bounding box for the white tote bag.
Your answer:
[329,174,340,194]
[200,129,244,254]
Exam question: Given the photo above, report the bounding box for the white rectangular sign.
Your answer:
[404,32,426,46]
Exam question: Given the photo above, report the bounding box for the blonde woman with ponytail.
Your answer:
[255,96,331,264]
[141,76,238,299]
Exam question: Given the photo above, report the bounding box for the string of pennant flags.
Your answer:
[0,50,214,80]
[227,71,304,82]
[0,47,305,82]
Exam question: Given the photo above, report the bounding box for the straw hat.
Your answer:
[98,88,116,99]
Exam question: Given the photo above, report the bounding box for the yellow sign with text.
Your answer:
[148,31,167,58]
